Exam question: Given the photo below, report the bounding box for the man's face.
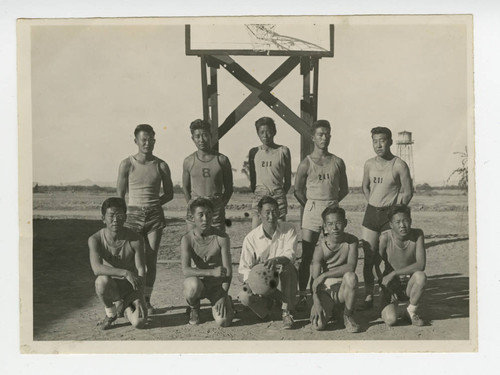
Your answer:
[193,206,213,231]
[312,127,331,150]
[192,129,212,151]
[390,212,412,237]
[257,125,275,146]
[135,131,156,154]
[323,213,347,238]
[102,207,126,232]
[372,133,392,157]
[259,203,279,227]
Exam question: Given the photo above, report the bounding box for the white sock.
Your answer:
[407,304,418,318]
[105,305,117,318]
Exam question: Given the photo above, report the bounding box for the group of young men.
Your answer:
[88,117,427,332]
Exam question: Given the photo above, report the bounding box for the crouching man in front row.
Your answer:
[88,197,148,330]
[181,197,234,327]
[310,206,361,333]
[238,196,299,329]
[377,205,427,327]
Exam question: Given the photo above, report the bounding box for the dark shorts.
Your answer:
[186,196,226,232]
[381,275,410,306]
[200,279,227,306]
[362,204,392,233]
[125,205,166,235]
[112,278,135,301]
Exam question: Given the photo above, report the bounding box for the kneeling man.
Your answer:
[310,206,361,333]
[88,197,148,330]
[238,196,299,329]
[377,205,426,327]
[181,197,234,327]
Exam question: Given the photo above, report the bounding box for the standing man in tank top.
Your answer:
[248,117,292,229]
[182,119,233,232]
[359,127,413,310]
[294,120,349,309]
[117,124,174,315]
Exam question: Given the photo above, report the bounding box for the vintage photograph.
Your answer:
[18,15,475,353]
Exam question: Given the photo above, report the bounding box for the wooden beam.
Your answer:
[200,57,209,121]
[209,66,219,151]
[218,56,300,138]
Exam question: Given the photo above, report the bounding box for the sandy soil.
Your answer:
[31,192,470,341]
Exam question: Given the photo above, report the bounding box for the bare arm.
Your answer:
[248,148,257,193]
[338,158,349,202]
[180,236,218,278]
[116,158,131,199]
[293,158,309,207]
[159,161,174,205]
[220,155,234,206]
[219,235,232,293]
[362,161,371,202]
[283,146,292,194]
[311,245,325,299]
[395,159,413,205]
[182,156,192,204]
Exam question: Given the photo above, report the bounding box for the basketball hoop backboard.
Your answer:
[186,24,334,57]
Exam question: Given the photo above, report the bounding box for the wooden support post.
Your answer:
[208,65,219,151]
[200,57,209,122]
[300,57,314,161]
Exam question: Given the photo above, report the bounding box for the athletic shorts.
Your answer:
[186,195,226,231]
[125,205,166,235]
[302,200,339,232]
[200,278,227,306]
[362,204,392,233]
[381,275,410,306]
[319,277,343,304]
[112,278,135,301]
[251,187,287,219]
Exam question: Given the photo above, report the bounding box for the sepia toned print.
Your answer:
[18,15,475,353]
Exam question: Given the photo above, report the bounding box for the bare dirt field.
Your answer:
[32,191,470,342]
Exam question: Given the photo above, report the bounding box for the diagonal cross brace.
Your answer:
[210,55,312,139]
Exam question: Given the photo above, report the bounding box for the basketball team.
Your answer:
[88,117,427,333]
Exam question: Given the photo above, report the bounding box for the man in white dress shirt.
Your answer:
[238,196,298,329]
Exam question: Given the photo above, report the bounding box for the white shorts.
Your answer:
[301,200,339,232]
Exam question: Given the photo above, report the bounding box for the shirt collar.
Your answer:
[257,222,282,240]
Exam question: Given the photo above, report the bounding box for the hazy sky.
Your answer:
[31,18,469,187]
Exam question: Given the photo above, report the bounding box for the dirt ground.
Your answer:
[32,192,470,342]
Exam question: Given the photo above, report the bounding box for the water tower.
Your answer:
[396,131,415,185]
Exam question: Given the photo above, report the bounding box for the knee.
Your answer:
[311,319,327,331]
[413,271,427,287]
[381,304,398,327]
[183,277,202,300]
[343,272,358,288]
[126,303,147,329]
[95,276,111,294]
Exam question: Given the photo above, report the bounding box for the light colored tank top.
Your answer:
[384,230,417,272]
[128,156,162,207]
[189,231,222,270]
[254,146,286,193]
[306,155,341,201]
[368,157,401,208]
[322,239,350,272]
[99,229,136,272]
[189,152,223,198]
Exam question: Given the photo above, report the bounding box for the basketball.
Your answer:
[247,263,279,296]
[381,303,398,327]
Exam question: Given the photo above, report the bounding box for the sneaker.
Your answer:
[146,301,155,316]
[406,311,425,327]
[282,311,295,329]
[97,315,117,331]
[295,296,308,312]
[343,314,361,333]
[189,306,201,325]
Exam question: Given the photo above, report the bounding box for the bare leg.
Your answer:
[183,277,204,306]
[360,226,380,303]
[310,291,334,331]
[95,276,120,308]
[406,271,427,306]
[144,228,163,304]
[299,229,320,292]
[338,272,358,312]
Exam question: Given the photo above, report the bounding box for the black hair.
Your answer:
[101,197,127,216]
[190,119,211,135]
[312,119,331,135]
[189,197,215,215]
[255,117,277,135]
[257,195,279,212]
[321,205,346,223]
[387,204,411,220]
[134,124,155,137]
[371,126,392,141]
